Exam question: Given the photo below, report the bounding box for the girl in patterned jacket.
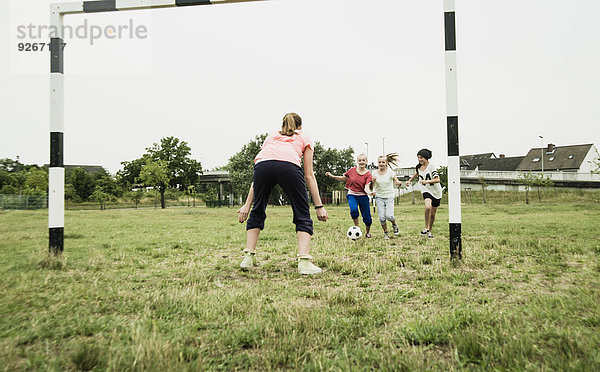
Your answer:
[406,149,443,239]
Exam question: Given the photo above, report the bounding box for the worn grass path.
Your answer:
[1,198,599,371]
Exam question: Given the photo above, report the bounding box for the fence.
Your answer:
[394,168,600,182]
[0,194,48,210]
[460,170,600,182]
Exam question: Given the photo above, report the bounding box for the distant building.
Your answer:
[459,153,495,171]
[64,165,107,174]
[516,144,597,173]
[479,155,525,172]
[460,153,525,172]
[44,164,107,174]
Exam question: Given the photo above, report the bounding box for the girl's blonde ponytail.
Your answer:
[281,112,302,136]
[379,153,399,168]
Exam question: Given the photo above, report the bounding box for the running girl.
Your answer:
[371,153,402,239]
[326,153,373,238]
[406,149,443,239]
[237,113,328,275]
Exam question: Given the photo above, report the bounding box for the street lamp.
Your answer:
[539,135,544,173]
[382,137,386,155]
[364,142,369,159]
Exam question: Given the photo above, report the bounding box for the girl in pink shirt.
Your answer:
[237,113,328,275]
[326,153,374,238]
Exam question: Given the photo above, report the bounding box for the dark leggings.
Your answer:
[246,160,313,235]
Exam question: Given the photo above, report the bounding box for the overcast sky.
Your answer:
[1,0,599,174]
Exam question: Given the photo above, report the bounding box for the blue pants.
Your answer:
[247,160,313,235]
[346,194,372,226]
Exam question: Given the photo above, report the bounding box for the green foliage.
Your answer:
[0,169,27,194]
[164,188,182,201]
[64,184,78,203]
[23,168,48,195]
[590,147,600,174]
[0,158,46,195]
[93,171,119,197]
[125,189,145,209]
[117,156,149,188]
[139,159,171,208]
[120,137,202,208]
[145,136,203,191]
[89,187,115,210]
[518,172,555,204]
[1,172,17,194]
[200,187,219,202]
[437,166,448,193]
[68,168,95,201]
[0,170,13,191]
[478,176,489,189]
[0,157,28,172]
[1,184,18,194]
[479,176,489,203]
[313,142,355,193]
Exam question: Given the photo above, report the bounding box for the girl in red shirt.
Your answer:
[326,153,374,237]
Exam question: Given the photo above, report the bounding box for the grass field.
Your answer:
[1,194,599,371]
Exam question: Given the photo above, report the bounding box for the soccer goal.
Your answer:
[48,0,462,260]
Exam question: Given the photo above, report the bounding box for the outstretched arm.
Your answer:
[406,172,418,186]
[305,148,328,222]
[325,171,348,182]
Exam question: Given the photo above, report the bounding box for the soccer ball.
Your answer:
[347,226,362,240]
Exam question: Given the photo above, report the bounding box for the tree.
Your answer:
[125,189,144,209]
[0,170,18,194]
[0,157,27,173]
[68,168,95,201]
[437,166,448,194]
[90,187,114,210]
[227,133,268,199]
[518,172,554,204]
[518,172,535,204]
[94,171,119,198]
[146,136,203,191]
[138,159,171,208]
[479,176,489,204]
[312,142,354,193]
[121,137,202,207]
[117,156,149,189]
[23,168,49,195]
[534,174,554,202]
[187,185,197,207]
[65,183,78,208]
[590,147,600,174]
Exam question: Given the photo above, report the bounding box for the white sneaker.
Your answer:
[298,258,322,275]
[427,232,434,239]
[384,233,390,240]
[420,229,429,236]
[392,224,400,236]
[240,251,256,269]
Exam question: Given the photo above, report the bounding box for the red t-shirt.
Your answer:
[344,167,372,195]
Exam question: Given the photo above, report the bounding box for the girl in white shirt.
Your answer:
[372,154,402,239]
[406,149,443,239]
